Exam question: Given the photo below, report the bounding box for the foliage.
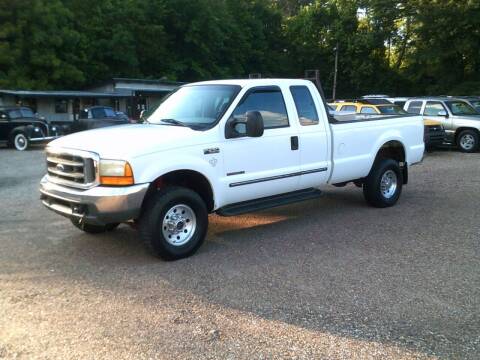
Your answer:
[0,0,479,96]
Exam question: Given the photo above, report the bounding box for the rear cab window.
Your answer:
[290,86,319,126]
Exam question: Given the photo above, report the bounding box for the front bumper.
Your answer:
[30,135,58,143]
[39,176,149,225]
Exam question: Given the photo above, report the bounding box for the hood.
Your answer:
[48,124,212,159]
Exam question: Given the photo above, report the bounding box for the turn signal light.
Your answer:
[99,161,134,186]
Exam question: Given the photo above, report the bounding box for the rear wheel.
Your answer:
[139,186,208,260]
[457,129,479,153]
[70,218,119,234]
[363,159,403,208]
[12,132,29,151]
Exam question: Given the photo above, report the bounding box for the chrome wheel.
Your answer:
[460,134,475,151]
[14,133,28,151]
[162,204,196,246]
[380,170,397,199]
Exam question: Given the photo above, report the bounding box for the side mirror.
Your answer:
[225,111,264,138]
[438,110,448,117]
[245,111,264,137]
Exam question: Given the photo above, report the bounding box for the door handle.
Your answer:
[291,136,299,150]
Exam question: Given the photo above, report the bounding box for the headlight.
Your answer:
[52,126,57,131]
[99,159,134,186]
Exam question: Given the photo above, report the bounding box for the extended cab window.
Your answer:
[406,101,423,114]
[360,106,377,114]
[290,86,319,126]
[233,88,289,129]
[423,102,446,116]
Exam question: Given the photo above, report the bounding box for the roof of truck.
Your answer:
[406,96,467,101]
[187,78,314,87]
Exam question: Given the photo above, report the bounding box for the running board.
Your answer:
[216,188,322,216]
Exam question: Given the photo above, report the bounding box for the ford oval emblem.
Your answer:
[56,164,65,172]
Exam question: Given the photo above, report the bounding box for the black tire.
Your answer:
[11,132,29,151]
[139,186,208,260]
[363,159,403,208]
[70,218,119,234]
[457,129,479,153]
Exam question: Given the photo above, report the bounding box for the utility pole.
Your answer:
[332,42,339,101]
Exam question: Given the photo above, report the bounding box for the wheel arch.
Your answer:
[374,140,406,163]
[455,127,480,144]
[141,169,215,213]
[371,140,407,184]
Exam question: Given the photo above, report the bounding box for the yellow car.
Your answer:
[329,101,408,115]
[329,100,446,150]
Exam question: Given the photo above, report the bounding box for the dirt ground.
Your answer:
[0,148,479,359]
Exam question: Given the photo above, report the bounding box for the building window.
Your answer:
[55,99,68,113]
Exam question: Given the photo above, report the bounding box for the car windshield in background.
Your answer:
[470,100,480,112]
[445,101,478,115]
[148,85,241,129]
[8,108,35,119]
[377,105,407,115]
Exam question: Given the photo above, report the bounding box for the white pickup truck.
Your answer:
[40,79,424,260]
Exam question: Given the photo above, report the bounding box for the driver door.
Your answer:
[220,86,301,206]
[423,101,453,139]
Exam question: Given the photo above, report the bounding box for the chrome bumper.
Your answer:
[39,176,149,225]
[30,136,58,142]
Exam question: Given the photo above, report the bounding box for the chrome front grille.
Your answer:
[46,148,99,189]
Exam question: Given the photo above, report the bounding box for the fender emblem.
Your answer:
[209,158,218,167]
[204,147,220,155]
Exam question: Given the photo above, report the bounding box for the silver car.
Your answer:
[404,97,480,152]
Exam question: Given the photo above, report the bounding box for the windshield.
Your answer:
[445,101,478,115]
[8,108,35,119]
[377,105,407,115]
[469,100,480,112]
[148,85,241,129]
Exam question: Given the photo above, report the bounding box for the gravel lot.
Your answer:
[0,147,479,359]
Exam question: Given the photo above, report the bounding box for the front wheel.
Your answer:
[139,186,208,260]
[363,159,403,208]
[457,130,479,153]
[13,132,29,151]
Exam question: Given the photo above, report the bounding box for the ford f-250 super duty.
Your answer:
[40,79,424,260]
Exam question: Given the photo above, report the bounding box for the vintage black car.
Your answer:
[0,106,61,150]
[71,106,130,132]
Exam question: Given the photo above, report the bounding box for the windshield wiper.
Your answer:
[159,118,188,127]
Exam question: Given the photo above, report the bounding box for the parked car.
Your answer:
[40,79,424,260]
[0,106,61,150]
[329,99,407,115]
[388,97,410,108]
[454,96,480,113]
[404,97,480,152]
[71,106,130,132]
[330,100,446,150]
